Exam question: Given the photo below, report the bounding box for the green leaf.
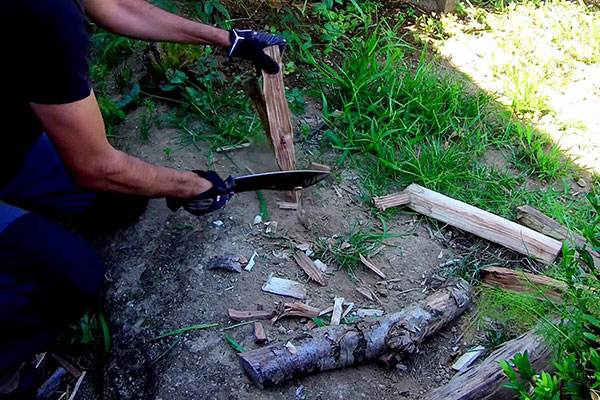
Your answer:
[584,314,600,328]
[225,333,246,353]
[312,317,328,327]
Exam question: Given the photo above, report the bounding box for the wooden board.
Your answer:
[517,205,600,266]
[262,46,298,202]
[374,184,562,263]
[480,266,566,301]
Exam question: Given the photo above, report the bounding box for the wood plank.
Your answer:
[374,184,562,262]
[239,279,472,388]
[480,266,566,301]
[359,254,386,279]
[262,46,298,202]
[262,274,307,300]
[293,252,328,286]
[517,205,600,265]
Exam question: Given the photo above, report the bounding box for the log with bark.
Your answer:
[373,184,562,263]
[424,327,553,400]
[238,279,472,388]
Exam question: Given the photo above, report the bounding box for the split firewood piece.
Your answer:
[242,77,270,143]
[359,254,386,279]
[373,184,562,263]
[228,309,275,322]
[262,274,307,300]
[517,205,600,265]
[262,45,298,203]
[330,297,345,325]
[239,279,472,388]
[424,327,552,400]
[309,162,331,172]
[278,201,298,210]
[254,322,268,344]
[272,302,321,323]
[373,192,412,210]
[293,252,328,286]
[480,266,567,302]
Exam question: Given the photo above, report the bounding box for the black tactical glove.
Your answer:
[227,29,286,74]
[166,170,234,216]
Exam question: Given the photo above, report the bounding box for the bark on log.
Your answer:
[262,46,298,202]
[517,205,600,266]
[238,279,472,388]
[425,327,553,400]
[374,184,562,263]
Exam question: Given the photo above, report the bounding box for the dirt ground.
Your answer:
[57,102,476,400]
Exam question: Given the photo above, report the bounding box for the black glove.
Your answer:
[227,29,286,74]
[167,170,234,216]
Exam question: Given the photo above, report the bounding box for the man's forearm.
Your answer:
[85,0,231,47]
[78,150,211,198]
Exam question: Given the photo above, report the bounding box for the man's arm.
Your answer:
[84,0,231,47]
[30,91,212,198]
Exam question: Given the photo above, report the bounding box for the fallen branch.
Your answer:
[239,279,472,388]
[424,327,553,400]
[374,184,562,263]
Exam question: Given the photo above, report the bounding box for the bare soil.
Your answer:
[55,101,475,399]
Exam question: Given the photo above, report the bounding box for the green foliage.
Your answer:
[286,88,306,115]
[502,192,600,400]
[90,31,137,67]
[67,309,110,358]
[511,123,571,181]
[194,0,231,28]
[97,96,126,137]
[316,218,398,274]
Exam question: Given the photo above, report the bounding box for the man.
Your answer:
[0,0,285,396]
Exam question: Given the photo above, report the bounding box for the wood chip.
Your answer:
[245,251,258,272]
[451,345,485,372]
[293,252,328,286]
[356,286,374,300]
[208,254,242,273]
[341,303,355,319]
[284,341,298,355]
[49,352,81,378]
[313,259,328,273]
[278,201,298,210]
[228,309,275,321]
[254,322,268,344]
[265,221,278,234]
[359,254,386,279]
[215,142,251,152]
[309,162,331,172]
[356,309,384,318]
[262,274,307,300]
[319,306,333,316]
[67,371,86,400]
[330,297,344,325]
[272,302,321,322]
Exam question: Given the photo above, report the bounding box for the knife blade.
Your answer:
[232,170,329,193]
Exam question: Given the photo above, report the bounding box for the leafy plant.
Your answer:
[286,88,307,115]
[502,191,600,400]
[98,96,126,137]
[195,0,231,28]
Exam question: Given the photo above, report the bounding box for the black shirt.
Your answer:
[0,0,92,186]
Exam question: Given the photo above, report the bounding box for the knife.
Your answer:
[230,170,329,193]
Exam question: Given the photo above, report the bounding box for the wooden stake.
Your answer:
[239,279,472,388]
[262,46,298,202]
[374,184,562,263]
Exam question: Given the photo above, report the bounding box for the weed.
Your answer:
[285,88,307,115]
[194,0,231,28]
[112,64,132,93]
[316,218,397,274]
[97,96,125,137]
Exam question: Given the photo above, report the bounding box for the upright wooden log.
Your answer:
[517,205,600,266]
[374,184,562,263]
[262,46,298,202]
[424,327,553,400]
[239,279,472,388]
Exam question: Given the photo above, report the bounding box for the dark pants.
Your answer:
[0,135,147,376]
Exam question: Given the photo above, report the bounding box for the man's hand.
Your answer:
[228,29,286,74]
[167,170,234,216]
